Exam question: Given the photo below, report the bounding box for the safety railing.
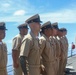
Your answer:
[7,53,13,75]
[68,48,76,57]
[7,48,76,75]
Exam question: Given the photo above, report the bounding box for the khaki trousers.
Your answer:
[55,58,60,75]
[63,57,67,72]
[29,65,40,75]
[13,62,23,75]
[43,62,55,75]
[59,56,66,75]
[0,68,7,75]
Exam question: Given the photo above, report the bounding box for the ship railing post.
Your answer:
[71,48,72,57]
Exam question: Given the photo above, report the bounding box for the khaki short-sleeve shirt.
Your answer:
[39,34,54,62]
[64,36,68,50]
[49,36,56,59]
[0,42,7,68]
[20,32,40,65]
[55,37,61,57]
[59,37,66,59]
[12,34,23,51]
[62,36,68,57]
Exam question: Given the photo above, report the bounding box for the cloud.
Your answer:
[0,16,26,22]
[0,0,31,16]
[40,9,76,23]
[2,3,10,7]
[1,8,76,23]
[0,0,76,23]
[13,10,26,16]
[0,3,11,12]
[4,39,12,44]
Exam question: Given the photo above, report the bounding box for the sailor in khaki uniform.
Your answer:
[58,28,66,75]
[62,28,68,53]
[62,28,68,73]
[0,22,8,75]
[49,26,56,75]
[39,21,55,75]
[19,14,42,75]
[51,22,61,75]
[12,23,28,75]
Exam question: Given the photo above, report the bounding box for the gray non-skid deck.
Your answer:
[66,55,76,75]
[7,54,76,75]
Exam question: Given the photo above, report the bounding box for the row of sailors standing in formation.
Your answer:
[0,14,68,75]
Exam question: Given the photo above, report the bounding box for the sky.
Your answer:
[0,0,76,53]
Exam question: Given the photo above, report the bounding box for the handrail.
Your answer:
[8,70,13,74]
[7,64,12,67]
[7,49,76,74]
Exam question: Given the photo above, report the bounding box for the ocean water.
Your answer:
[7,48,76,75]
[7,53,13,75]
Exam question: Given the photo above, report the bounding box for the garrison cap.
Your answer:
[17,23,29,29]
[25,14,42,24]
[52,22,59,30]
[41,21,53,30]
[61,28,67,32]
[0,22,7,30]
[59,28,64,32]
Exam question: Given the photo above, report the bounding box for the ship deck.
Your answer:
[66,55,76,75]
[7,50,76,75]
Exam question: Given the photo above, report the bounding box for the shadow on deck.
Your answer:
[66,72,76,75]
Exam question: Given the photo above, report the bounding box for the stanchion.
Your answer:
[71,48,72,57]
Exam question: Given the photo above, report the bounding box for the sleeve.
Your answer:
[3,42,8,65]
[65,37,69,50]
[60,40,65,58]
[20,38,31,57]
[12,37,21,50]
[3,42,7,52]
[19,56,29,75]
[39,38,46,54]
[56,40,61,57]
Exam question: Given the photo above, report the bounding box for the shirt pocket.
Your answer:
[29,40,40,65]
